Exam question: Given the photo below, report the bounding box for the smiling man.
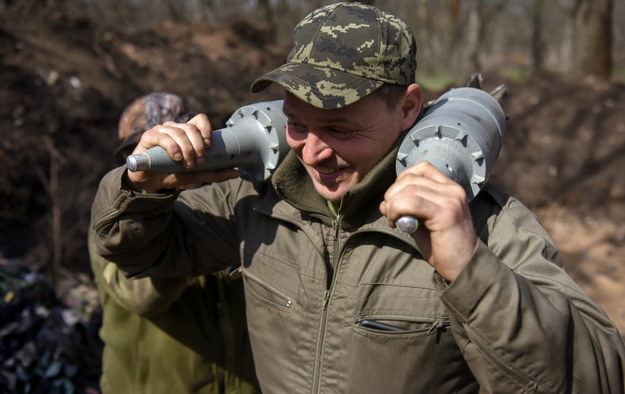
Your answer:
[282,86,421,202]
[91,2,625,393]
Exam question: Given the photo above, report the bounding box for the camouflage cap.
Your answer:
[251,2,417,109]
[114,92,195,157]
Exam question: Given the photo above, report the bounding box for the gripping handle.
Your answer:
[396,215,418,234]
[394,86,507,234]
[125,100,288,183]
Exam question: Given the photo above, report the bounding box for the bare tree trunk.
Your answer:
[443,0,464,73]
[258,0,277,42]
[572,0,613,78]
[161,0,183,23]
[415,0,447,74]
[464,0,505,74]
[41,136,68,288]
[559,0,576,73]
[531,0,545,72]
[464,0,482,72]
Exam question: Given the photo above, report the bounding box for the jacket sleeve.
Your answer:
[88,229,192,317]
[90,166,243,279]
[438,196,625,393]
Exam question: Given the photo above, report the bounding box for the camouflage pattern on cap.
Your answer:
[117,92,195,141]
[251,2,417,109]
[144,93,195,129]
[114,92,195,157]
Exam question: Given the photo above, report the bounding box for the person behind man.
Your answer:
[88,92,259,394]
[91,4,625,393]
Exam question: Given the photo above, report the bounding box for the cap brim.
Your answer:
[251,62,383,109]
[113,132,142,158]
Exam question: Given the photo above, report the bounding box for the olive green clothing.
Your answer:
[92,147,625,393]
[89,233,260,394]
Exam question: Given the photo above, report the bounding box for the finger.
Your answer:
[380,190,439,223]
[163,168,240,188]
[385,171,461,204]
[134,127,183,162]
[163,117,211,158]
[129,167,239,194]
[186,114,213,148]
[163,121,207,166]
[155,123,204,168]
[397,161,455,185]
[381,174,467,232]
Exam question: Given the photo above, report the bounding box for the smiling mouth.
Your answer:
[314,166,349,181]
[317,167,344,174]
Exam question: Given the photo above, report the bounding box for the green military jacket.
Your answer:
[92,147,625,393]
[89,232,260,394]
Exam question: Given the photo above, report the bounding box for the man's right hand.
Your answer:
[379,161,477,282]
[126,114,240,193]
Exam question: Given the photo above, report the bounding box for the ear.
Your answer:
[400,84,423,130]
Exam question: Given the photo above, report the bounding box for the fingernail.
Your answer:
[196,157,205,166]
[185,160,194,168]
[203,138,211,146]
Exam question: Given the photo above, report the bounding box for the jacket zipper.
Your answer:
[311,216,342,394]
[242,269,294,308]
[355,316,450,334]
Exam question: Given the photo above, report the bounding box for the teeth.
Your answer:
[317,167,344,174]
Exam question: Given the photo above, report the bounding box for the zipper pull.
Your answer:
[427,320,444,333]
[228,266,242,280]
[322,290,330,311]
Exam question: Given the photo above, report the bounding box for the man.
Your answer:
[89,92,259,394]
[91,4,625,393]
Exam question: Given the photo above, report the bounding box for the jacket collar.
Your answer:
[270,142,401,230]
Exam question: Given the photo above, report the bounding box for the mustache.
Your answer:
[313,161,349,174]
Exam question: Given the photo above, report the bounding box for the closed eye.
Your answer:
[287,120,308,133]
[327,127,357,139]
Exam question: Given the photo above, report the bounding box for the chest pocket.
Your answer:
[324,194,496,393]
[328,237,475,392]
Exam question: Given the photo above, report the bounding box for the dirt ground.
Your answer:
[1,3,624,346]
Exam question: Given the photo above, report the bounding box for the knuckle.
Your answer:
[169,126,188,137]
[449,182,467,200]
[194,113,209,123]
[159,138,178,152]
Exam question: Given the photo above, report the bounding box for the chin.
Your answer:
[311,172,358,201]
[314,185,348,202]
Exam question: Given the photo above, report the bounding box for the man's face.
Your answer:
[284,91,406,202]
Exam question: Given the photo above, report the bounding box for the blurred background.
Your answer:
[1,0,624,391]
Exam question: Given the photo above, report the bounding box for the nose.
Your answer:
[302,130,333,164]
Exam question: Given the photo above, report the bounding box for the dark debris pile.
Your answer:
[0,261,103,394]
